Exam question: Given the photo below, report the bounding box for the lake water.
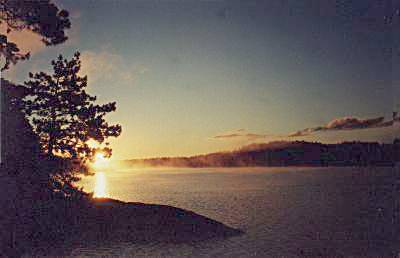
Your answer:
[63,167,398,257]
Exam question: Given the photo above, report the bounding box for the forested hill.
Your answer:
[123,140,400,168]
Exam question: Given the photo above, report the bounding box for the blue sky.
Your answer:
[4,0,397,159]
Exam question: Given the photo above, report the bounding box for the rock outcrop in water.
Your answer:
[18,197,243,256]
[80,198,243,243]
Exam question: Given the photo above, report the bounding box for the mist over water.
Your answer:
[74,167,397,257]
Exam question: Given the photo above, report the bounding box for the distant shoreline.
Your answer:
[112,163,398,170]
[118,140,400,168]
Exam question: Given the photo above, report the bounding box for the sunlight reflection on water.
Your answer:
[93,172,108,198]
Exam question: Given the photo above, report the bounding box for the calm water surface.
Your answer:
[50,167,398,257]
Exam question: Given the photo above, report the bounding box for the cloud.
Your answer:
[0,7,80,78]
[0,24,46,56]
[325,116,385,130]
[0,24,47,79]
[0,5,80,56]
[80,48,148,85]
[213,113,400,141]
[213,129,270,140]
[289,115,397,137]
[80,49,120,82]
[214,133,243,139]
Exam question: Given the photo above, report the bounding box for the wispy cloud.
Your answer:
[213,113,399,142]
[0,24,46,56]
[1,9,80,79]
[0,5,81,56]
[213,129,271,140]
[80,47,148,85]
[0,24,51,80]
[289,115,398,137]
[214,133,243,139]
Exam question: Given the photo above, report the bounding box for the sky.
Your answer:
[3,0,398,159]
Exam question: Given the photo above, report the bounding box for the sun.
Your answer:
[92,152,109,168]
[95,152,107,162]
[87,139,100,149]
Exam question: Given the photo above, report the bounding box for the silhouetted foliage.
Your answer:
[22,52,121,192]
[0,0,71,70]
[0,79,53,256]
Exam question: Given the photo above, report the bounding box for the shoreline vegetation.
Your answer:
[121,140,400,168]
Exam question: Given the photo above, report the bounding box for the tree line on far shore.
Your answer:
[124,140,400,168]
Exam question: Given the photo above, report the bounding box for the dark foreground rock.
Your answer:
[75,198,243,243]
[1,195,243,256]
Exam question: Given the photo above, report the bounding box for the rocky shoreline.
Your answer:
[4,195,243,257]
